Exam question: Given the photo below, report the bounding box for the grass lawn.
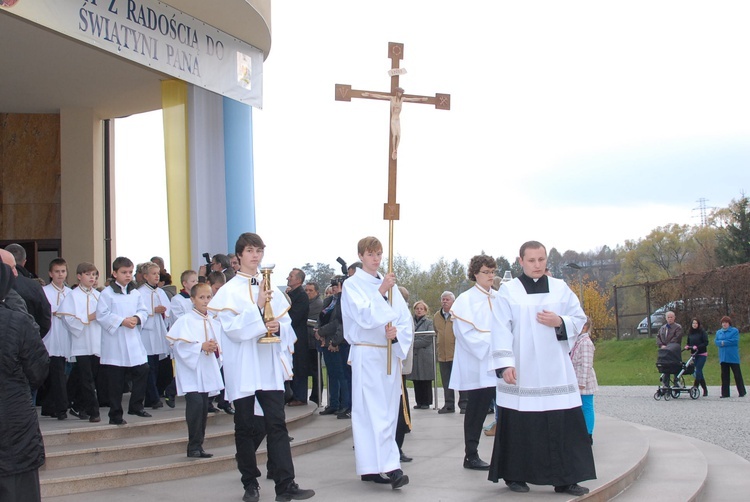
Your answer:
[595,333,750,385]
[313,334,749,388]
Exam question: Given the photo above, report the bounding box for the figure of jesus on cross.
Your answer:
[360,87,428,160]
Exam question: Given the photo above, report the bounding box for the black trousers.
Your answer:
[720,362,746,397]
[396,376,411,449]
[72,355,100,418]
[413,380,433,406]
[439,361,467,410]
[41,356,68,416]
[145,354,161,406]
[234,390,295,495]
[291,340,310,402]
[463,386,495,458]
[0,469,41,502]
[185,392,209,453]
[101,363,149,420]
[307,349,321,404]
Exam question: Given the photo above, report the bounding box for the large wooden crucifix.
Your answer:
[335,42,450,222]
[335,42,450,374]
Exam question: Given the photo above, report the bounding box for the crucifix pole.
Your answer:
[335,42,450,374]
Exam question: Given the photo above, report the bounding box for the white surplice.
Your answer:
[207,271,294,402]
[57,286,101,357]
[341,268,413,476]
[167,308,224,396]
[491,276,587,412]
[448,284,499,391]
[43,283,72,358]
[170,292,192,322]
[137,284,171,357]
[96,283,149,367]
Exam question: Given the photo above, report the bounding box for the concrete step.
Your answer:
[42,409,309,470]
[687,436,750,502]
[611,423,707,501]
[43,412,647,501]
[39,400,351,498]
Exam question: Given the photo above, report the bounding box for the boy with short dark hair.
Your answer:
[208,232,314,502]
[138,262,172,409]
[42,258,72,420]
[96,256,151,425]
[167,282,225,458]
[58,262,102,422]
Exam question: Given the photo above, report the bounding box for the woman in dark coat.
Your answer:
[0,263,50,502]
[406,300,435,409]
[685,318,709,396]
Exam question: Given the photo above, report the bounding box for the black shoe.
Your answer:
[56,411,68,420]
[319,406,337,416]
[337,409,351,419]
[506,481,530,493]
[387,469,409,490]
[554,484,589,496]
[413,404,429,410]
[69,408,89,420]
[218,404,235,415]
[164,396,176,408]
[361,474,390,484]
[463,457,490,470]
[89,415,101,423]
[150,401,164,409]
[242,486,260,502]
[437,406,455,414]
[274,482,315,501]
[127,409,152,418]
[207,404,220,413]
[109,418,127,425]
[399,449,413,463]
[187,450,213,458]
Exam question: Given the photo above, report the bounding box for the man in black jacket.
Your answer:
[4,245,51,338]
[286,268,310,406]
[0,263,50,502]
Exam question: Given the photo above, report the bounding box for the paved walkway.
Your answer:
[596,385,750,460]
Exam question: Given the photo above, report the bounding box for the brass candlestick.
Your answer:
[258,264,281,344]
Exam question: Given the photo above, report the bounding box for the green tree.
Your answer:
[300,262,336,291]
[716,196,750,266]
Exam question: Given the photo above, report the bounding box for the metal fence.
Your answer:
[613,262,750,339]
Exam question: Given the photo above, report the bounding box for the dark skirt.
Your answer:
[488,406,596,487]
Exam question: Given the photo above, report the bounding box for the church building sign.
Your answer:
[1,0,264,108]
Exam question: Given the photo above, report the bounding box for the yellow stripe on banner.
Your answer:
[162,80,191,275]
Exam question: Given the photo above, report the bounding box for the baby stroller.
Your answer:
[654,348,699,400]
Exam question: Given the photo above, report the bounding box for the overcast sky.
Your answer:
[116,0,750,278]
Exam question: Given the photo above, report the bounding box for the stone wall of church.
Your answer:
[0,113,61,240]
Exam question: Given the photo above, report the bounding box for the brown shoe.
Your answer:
[286,400,306,407]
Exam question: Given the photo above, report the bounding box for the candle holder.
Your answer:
[258,264,281,344]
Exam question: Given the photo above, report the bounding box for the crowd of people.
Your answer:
[1,235,744,501]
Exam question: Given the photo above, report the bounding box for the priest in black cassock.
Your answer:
[488,241,595,496]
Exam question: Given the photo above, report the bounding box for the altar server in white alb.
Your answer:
[96,256,151,425]
[488,241,595,496]
[341,236,413,490]
[138,262,172,409]
[448,255,501,471]
[41,258,72,420]
[208,232,314,502]
[167,282,224,459]
[57,262,102,423]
